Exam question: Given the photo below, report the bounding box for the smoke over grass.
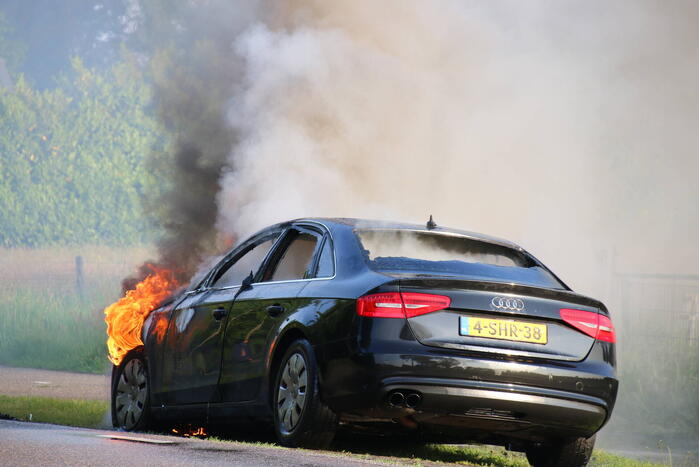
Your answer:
[139,0,698,451]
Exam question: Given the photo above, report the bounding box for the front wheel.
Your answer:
[111,352,152,431]
[526,435,596,467]
[272,339,338,449]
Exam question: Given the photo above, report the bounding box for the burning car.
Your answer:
[111,218,617,467]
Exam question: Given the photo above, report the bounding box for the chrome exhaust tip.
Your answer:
[405,392,422,408]
[388,391,405,407]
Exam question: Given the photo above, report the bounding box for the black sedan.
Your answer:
[112,218,617,467]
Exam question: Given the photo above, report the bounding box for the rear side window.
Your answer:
[315,238,335,278]
[268,233,319,281]
[356,230,564,289]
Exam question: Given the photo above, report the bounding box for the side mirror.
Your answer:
[234,271,254,299]
[241,271,254,291]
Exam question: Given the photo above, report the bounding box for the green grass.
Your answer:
[330,439,670,467]
[0,246,151,374]
[0,285,114,373]
[331,438,530,466]
[590,451,668,467]
[0,395,108,428]
[609,335,699,446]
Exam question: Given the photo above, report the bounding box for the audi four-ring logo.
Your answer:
[491,296,525,311]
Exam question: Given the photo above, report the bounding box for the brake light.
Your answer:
[560,308,616,343]
[357,292,451,318]
[356,293,404,318]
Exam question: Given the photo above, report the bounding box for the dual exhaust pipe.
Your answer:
[387,390,422,409]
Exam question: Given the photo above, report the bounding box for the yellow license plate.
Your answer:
[459,316,547,344]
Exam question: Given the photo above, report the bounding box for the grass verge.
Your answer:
[0,246,152,374]
[331,438,668,467]
[589,451,668,467]
[0,395,108,428]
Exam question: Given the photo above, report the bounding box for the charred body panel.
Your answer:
[122,217,618,450]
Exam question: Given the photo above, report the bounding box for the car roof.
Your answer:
[286,217,524,251]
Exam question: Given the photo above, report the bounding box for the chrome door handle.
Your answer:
[266,304,285,317]
[212,307,227,320]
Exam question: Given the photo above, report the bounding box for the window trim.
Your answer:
[254,221,337,286]
[203,229,284,290]
[309,234,335,279]
[258,227,323,283]
[195,220,337,292]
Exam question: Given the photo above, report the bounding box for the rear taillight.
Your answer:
[560,308,616,343]
[357,292,451,318]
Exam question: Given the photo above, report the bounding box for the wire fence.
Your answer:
[612,273,699,348]
[0,246,152,295]
[606,272,699,443]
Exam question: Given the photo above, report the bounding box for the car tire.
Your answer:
[526,434,595,467]
[272,339,338,449]
[111,351,152,432]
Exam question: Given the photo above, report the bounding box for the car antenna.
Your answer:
[426,215,437,230]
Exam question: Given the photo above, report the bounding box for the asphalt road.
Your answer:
[0,420,446,467]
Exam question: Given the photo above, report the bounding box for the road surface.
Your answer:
[0,420,452,467]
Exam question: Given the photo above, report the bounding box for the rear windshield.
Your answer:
[356,230,564,289]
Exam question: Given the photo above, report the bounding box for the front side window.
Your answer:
[211,236,278,288]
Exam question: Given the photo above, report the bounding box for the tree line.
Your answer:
[0,57,165,246]
[0,1,239,248]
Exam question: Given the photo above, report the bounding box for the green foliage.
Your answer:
[0,56,164,247]
[0,395,108,428]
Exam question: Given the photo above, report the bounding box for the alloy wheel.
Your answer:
[114,358,148,430]
[277,352,308,433]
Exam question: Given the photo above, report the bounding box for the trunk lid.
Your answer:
[399,277,605,361]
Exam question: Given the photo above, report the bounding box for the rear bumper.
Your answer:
[330,375,608,443]
[318,338,617,442]
[385,377,607,439]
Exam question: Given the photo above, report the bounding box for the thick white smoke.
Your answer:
[216,1,698,299]
[208,1,699,453]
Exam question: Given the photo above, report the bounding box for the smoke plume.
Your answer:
[213,0,699,296]
[133,0,698,452]
[133,1,699,294]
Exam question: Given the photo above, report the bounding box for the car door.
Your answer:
[218,226,326,403]
[160,232,280,405]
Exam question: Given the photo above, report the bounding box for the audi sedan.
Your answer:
[112,218,617,467]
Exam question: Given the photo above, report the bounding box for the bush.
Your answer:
[0,57,164,247]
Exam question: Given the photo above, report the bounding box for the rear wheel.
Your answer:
[111,352,151,431]
[272,339,338,448]
[526,435,595,467]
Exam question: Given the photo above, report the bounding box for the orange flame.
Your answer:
[104,265,180,365]
[171,426,207,438]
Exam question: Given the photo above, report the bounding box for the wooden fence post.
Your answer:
[75,255,84,298]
